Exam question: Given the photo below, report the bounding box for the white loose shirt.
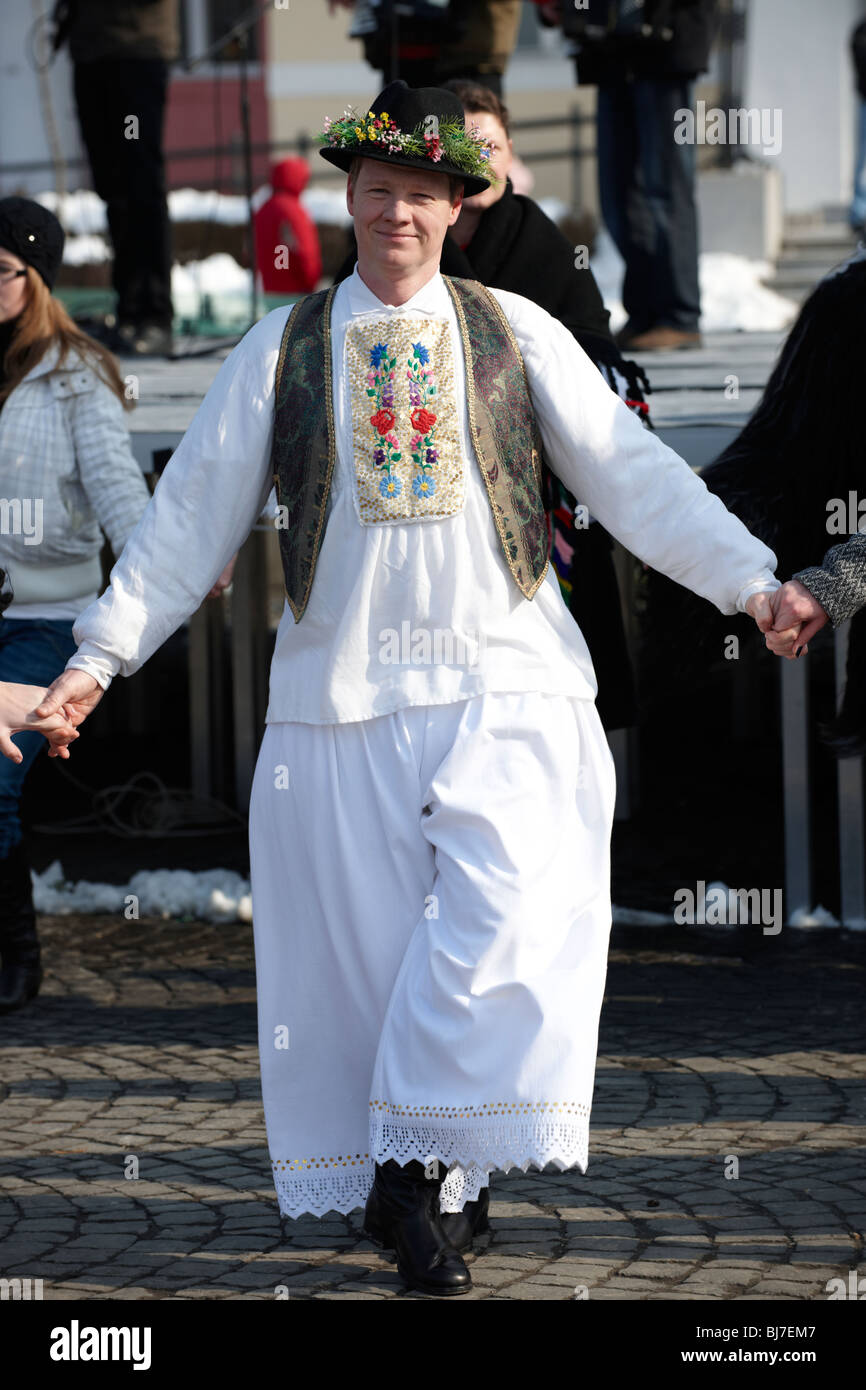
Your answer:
[66,265,779,723]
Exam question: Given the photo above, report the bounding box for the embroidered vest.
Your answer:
[271,275,550,622]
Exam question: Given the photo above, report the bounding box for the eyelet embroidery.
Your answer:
[370,1100,590,1117]
[273,1152,370,1171]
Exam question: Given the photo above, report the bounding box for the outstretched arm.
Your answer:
[494,289,780,622]
[62,308,291,697]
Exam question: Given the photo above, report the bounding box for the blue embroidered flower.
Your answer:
[370,343,389,368]
[412,342,430,365]
[380,475,403,498]
[412,474,436,498]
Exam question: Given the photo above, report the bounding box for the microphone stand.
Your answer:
[184,0,273,333]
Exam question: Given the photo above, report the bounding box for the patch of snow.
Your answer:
[171,253,253,325]
[787,904,841,929]
[32,861,252,924]
[590,226,798,335]
[62,233,109,265]
[699,252,798,333]
[300,186,354,227]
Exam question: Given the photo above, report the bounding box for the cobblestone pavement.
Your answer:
[1,914,864,1301]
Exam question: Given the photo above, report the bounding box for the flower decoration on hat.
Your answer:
[318,106,498,185]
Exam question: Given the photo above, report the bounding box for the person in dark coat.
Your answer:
[333,80,649,731]
[337,0,522,98]
[643,249,866,755]
[535,0,719,351]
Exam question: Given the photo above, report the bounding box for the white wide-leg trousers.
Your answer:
[248,690,616,1219]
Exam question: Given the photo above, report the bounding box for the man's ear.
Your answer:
[346,175,354,215]
[448,189,463,225]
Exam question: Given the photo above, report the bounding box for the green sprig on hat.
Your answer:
[318,106,500,186]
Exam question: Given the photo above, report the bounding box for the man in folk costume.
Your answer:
[7,82,784,1297]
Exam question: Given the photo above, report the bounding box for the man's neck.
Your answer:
[355,257,440,307]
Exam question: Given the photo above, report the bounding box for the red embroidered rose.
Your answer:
[410,407,437,434]
[370,408,396,434]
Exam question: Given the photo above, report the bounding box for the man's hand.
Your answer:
[33,669,106,757]
[0,683,80,763]
[765,579,830,659]
[745,590,775,634]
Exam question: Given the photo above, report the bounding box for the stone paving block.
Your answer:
[4,914,864,1300]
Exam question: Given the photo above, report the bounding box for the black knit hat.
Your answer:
[318,80,494,196]
[0,197,65,290]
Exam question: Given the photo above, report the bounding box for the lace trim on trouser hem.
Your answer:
[271,1160,489,1219]
[273,1163,375,1219]
[371,1116,590,1188]
[439,1162,490,1211]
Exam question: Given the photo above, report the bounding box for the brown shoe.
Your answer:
[622,326,702,351]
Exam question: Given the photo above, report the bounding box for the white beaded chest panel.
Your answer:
[345,314,465,525]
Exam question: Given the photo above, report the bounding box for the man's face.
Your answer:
[347,158,463,281]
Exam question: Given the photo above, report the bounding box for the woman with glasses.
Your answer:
[0,197,151,1014]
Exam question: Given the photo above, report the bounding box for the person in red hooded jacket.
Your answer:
[254,158,323,297]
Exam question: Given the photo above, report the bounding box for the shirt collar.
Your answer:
[344,262,447,318]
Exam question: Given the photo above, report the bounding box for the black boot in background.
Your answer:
[0,840,43,1014]
[363,1158,471,1295]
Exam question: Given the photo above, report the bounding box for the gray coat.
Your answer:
[794,531,866,626]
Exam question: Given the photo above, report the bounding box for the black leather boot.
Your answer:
[439,1187,491,1253]
[363,1159,471,1295]
[0,840,43,1015]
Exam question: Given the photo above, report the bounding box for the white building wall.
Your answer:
[0,3,83,197]
[744,0,866,213]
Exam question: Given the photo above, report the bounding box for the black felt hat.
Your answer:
[318,80,493,196]
[0,197,65,290]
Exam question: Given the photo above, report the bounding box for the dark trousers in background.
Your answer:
[73,57,173,330]
[597,76,700,335]
[0,618,78,859]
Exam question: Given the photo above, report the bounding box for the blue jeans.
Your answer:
[597,76,701,333]
[851,99,866,229]
[0,618,78,859]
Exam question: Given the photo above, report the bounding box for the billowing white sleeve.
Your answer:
[493,289,780,616]
[66,308,291,689]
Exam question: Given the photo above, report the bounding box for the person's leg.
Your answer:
[370,690,617,1212]
[0,619,78,858]
[115,58,173,332]
[74,58,173,335]
[248,712,440,1221]
[0,619,77,1012]
[631,76,701,333]
[73,60,132,328]
[597,81,653,337]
